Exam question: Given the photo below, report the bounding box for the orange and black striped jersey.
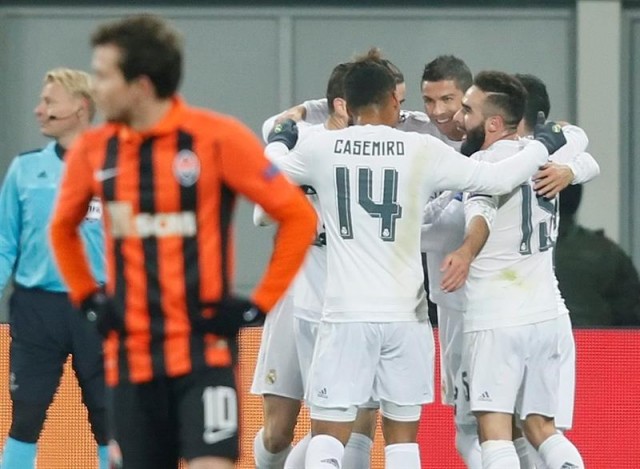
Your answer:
[50,97,316,386]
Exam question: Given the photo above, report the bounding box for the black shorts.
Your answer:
[8,285,105,409]
[109,366,239,468]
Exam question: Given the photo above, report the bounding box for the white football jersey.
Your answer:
[273,125,549,322]
[464,139,559,332]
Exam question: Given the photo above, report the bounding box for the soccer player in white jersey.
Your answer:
[269,56,565,469]
[251,63,352,469]
[444,71,585,469]
[511,73,599,469]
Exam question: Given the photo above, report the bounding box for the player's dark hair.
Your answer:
[355,47,404,84]
[91,14,183,98]
[326,62,351,113]
[422,55,472,92]
[515,73,551,133]
[473,71,527,130]
[345,59,396,112]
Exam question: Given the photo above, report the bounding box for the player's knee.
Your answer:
[87,407,109,446]
[522,414,556,448]
[9,400,48,443]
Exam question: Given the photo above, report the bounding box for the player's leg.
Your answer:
[305,322,380,469]
[110,378,180,469]
[520,320,583,469]
[342,405,377,469]
[375,320,435,469]
[251,294,304,468]
[69,296,109,469]
[465,327,527,468]
[1,288,68,469]
[179,366,239,469]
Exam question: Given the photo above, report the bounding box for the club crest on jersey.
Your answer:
[173,150,201,187]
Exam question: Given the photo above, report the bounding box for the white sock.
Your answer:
[526,437,549,469]
[284,433,312,469]
[254,428,292,469]
[481,440,520,469]
[455,423,482,469]
[514,437,535,469]
[537,433,584,469]
[342,432,372,469]
[305,434,344,469]
[384,443,420,469]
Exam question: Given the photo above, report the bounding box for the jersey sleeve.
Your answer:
[218,119,316,312]
[303,98,330,124]
[429,137,549,195]
[422,191,455,228]
[261,114,279,143]
[0,158,22,294]
[49,135,101,304]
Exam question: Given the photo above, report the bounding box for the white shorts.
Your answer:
[251,293,303,399]
[462,319,560,419]
[305,320,434,412]
[293,315,319,393]
[437,305,464,405]
[555,314,576,430]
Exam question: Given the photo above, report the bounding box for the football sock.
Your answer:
[481,440,519,469]
[97,444,109,469]
[1,437,37,469]
[284,433,312,469]
[305,434,344,469]
[343,432,372,469]
[455,423,482,469]
[254,428,292,469]
[384,443,420,469]
[538,433,584,469]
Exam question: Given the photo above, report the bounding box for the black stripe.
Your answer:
[102,136,129,383]
[219,184,235,297]
[176,131,205,370]
[138,137,166,379]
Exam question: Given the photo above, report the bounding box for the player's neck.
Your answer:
[128,98,173,132]
[325,113,348,130]
[353,106,396,127]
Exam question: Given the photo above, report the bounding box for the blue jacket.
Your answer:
[0,141,105,295]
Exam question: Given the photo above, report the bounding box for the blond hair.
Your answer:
[44,68,96,121]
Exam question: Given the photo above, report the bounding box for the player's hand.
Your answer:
[267,119,299,150]
[440,249,472,293]
[80,291,123,337]
[275,105,306,124]
[198,296,266,337]
[534,162,574,198]
[533,111,567,155]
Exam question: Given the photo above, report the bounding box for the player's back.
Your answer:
[465,139,558,331]
[297,124,446,323]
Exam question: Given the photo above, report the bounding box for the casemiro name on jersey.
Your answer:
[334,139,405,157]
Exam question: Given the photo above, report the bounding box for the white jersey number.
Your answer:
[519,185,557,255]
[202,386,238,444]
[335,166,403,242]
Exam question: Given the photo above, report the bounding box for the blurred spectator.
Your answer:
[555,184,640,326]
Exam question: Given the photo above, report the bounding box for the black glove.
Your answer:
[197,296,266,337]
[80,291,123,337]
[267,119,299,150]
[533,111,566,155]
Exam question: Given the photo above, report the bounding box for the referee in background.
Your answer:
[0,68,108,469]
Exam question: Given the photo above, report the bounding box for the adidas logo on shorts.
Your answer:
[320,458,340,468]
[560,463,579,469]
[478,391,491,402]
[317,387,328,399]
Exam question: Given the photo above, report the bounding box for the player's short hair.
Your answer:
[345,59,396,112]
[473,71,527,130]
[91,14,183,99]
[355,47,404,84]
[44,68,96,121]
[422,55,472,93]
[326,62,351,113]
[515,73,551,133]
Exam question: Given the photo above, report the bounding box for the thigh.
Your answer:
[8,288,68,404]
[554,314,575,430]
[376,321,434,406]
[293,316,319,394]
[517,320,560,420]
[70,300,106,410]
[306,322,380,410]
[463,327,526,415]
[437,306,465,405]
[177,367,239,463]
[109,379,179,469]
[251,294,303,400]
